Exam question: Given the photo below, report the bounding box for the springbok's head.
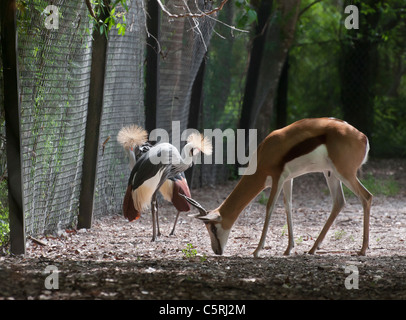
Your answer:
[180,194,230,255]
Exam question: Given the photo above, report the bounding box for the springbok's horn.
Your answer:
[179,194,208,217]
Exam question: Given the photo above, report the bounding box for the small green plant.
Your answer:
[258,191,268,205]
[181,243,207,262]
[296,236,303,244]
[182,243,197,259]
[200,254,208,263]
[334,229,346,240]
[281,224,288,236]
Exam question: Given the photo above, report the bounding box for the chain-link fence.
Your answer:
[94,1,146,220]
[1,0,146,237]
[157,0,215,138]
[0,0,221,240]
[17,0,93,236]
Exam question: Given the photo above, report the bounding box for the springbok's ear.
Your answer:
[196,212,222,222]
[179,194,207,217]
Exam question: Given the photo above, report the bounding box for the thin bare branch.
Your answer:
[142,0,162,56]
[298,0,323,18]
[193,0,249,35]
[182,0,208,51]
[157,0,229,19]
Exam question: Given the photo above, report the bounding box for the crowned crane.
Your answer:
[117,125,191,236]
[122,131,212,241]
[117,125,204,238]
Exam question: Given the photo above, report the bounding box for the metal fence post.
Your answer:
[1,0,26,254]
[186,56,206,186]
[145,0,161,133]
[77,3,110,229]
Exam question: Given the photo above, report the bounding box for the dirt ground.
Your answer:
[1,159,405,300]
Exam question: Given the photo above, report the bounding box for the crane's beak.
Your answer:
[179,194,208,217]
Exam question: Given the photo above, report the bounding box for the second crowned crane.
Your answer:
[118,125,212,241]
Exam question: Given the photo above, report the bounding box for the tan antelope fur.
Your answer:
[183,118,372,257]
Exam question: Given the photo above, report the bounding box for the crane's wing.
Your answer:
[129,143,174,190]
[123,184,140,221]
[129,157,164,190]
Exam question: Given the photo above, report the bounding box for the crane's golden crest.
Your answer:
[117,125,148,150]
[186,133,213,155]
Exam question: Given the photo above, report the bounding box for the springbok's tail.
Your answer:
[362,137,370,166]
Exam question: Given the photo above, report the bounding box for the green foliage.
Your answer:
[16,0,129,37]
[235,0,258,29]
[288,0,343,124]
[89,0,129,37]
[288,0,406,157]
[343,173,400,198]
[372,97,406,157]
[258,174,399,208]
[0,179,9,249]
[203,2,250,130]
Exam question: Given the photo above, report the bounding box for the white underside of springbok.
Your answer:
[264,144,332,188]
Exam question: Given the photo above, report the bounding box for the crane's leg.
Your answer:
[156,197,161,237]
[309,171,345,254]
[170,211,181,236]
[151,193,158,242]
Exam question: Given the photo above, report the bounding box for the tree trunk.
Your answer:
[339,0,381,139]
[275,54,289,129]
[238,0,273,139]
[234,0,300,182]
[248,0,301,143]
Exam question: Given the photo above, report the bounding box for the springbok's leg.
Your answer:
[341,176,372,256]
[309,171,345,254]
[253,177,283,258]
[283,179,294,256]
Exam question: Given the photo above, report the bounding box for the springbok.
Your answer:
[182,118,372,257]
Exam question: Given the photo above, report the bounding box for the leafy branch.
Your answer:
[85,0,128,36]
